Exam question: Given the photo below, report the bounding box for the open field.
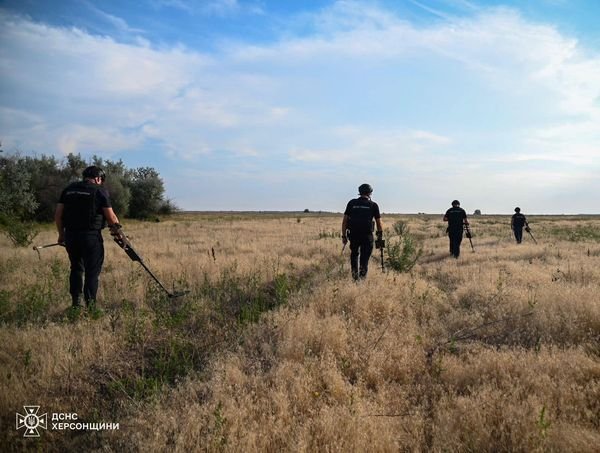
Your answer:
[1,213,599,452]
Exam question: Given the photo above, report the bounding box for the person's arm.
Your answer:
[55,203,65,244]
[104,207,127,242]
[341,215,349,244]
[375,217,383,234]
[463,211,469,226]
[103,207,120,226]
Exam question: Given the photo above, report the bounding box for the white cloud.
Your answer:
[151,0,264,16]
[1,3,600,212]
[288,128,451,167]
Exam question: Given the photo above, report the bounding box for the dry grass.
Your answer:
[1,213,599,452]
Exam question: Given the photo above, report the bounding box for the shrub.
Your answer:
[0,215,38,247]
[385,221,422,273]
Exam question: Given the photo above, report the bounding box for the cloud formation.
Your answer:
[1,2,599,212]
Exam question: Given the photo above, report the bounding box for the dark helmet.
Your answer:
[358,183,373,195]
[82,165,106,182]
[514,207,521,212]
[451,200,460,207]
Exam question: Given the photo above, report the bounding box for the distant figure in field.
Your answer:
[55,166,123,309]
[342,183,383,280]
[511,207,529,244]
[444,200,469,258]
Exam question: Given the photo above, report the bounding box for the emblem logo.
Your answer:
[16,406,48,437]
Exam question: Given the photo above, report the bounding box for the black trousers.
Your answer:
[65,230,104,305]
[349,233,374,279]
[514,227,523,243]
[448,228,463,258]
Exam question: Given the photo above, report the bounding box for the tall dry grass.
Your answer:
[1,213,599,452]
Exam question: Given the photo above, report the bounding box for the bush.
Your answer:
[385,221,422,273]
[0,215,38,247]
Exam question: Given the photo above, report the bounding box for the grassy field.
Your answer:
[1,213,599,452]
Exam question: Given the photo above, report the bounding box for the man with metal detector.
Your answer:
[511,207,529,244]
[443,200,470,258]
[55,166,122,309]
[342,183,383,280]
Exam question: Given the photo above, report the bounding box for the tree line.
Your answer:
[0,150,177,245]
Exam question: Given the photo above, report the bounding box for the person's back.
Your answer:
[443,200,468,258]
[511,207,528,244]
[512,212,527,228]
[346,196,378,235]
[445,205,466,230]
[61,180,107,232]
[55,166,121,309]
[342,184,383,280]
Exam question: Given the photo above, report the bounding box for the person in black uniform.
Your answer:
[54,166,122,308]
[443,200,469,258]
[511,207,529,244]
[342,183,383,280]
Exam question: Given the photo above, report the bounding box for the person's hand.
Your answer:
[376,231,383,240]
[342,236,348,245]
[57,234,65,246]
[109,223,126,241]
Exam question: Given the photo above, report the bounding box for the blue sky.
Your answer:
[1,0,599,214]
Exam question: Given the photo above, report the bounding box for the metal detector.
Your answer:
[111,229,188,299]
[465,225,475,252]
[32,242,64,259]
[375,234,385,272]
[525,226,538,244]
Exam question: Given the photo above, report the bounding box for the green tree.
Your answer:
[0,153,40,245]
[65,153,87,179]
[126,167,166,219]
[0,154,39,219]
[22,154,69,222]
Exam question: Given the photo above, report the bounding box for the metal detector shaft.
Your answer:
[464,226,475,252]
[33,242,63,250]
[527,229,538,244]
[375,235,385,272]
[32,242,64,259]
[112,231,186,298]
[340,229,349,255]
[137,259,175,297]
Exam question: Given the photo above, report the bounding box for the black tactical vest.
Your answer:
[445,207,466,230]
[62,182,105,231]
[347,198,376,235]
[512,213,526,228]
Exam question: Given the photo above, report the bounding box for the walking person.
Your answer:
[444,200,469,258]
[341,183,383,280]
[511,207,529,244]
[54,166,122,308]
